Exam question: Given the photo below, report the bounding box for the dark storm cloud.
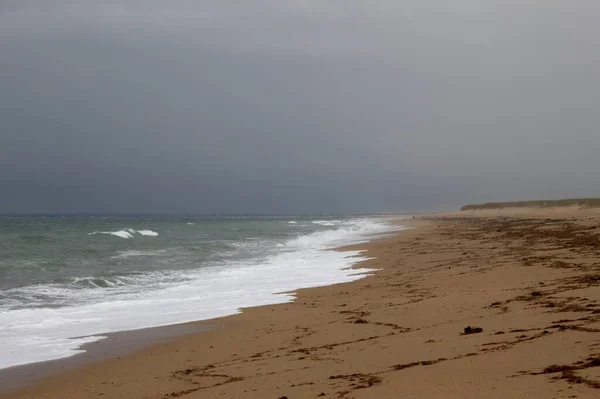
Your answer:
[1,1,600,214]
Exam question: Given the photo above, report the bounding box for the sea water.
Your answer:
[0,215,402,369]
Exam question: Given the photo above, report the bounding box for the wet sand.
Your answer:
[0,322,213,394]
[3,208,600,398]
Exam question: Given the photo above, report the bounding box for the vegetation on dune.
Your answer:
[461,198,600,211]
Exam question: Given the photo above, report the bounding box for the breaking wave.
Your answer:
[311,220,341,226]
[137,230,159,237]
[0,217,404,370]
[89,229,159,239]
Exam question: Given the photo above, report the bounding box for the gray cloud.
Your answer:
[1,1,600,214]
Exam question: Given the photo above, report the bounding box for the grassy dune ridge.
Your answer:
[461,198,600,211]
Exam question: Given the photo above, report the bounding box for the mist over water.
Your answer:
[0,215,403,369]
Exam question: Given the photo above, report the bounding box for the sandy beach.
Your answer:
[3,208,600,398]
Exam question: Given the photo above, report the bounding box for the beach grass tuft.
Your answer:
[461,198,600,211]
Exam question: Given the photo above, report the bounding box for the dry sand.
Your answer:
[3,208,600,398]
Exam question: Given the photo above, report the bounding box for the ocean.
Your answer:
[0,215,401,370]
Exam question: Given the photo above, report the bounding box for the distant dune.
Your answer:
[461,198,600,211]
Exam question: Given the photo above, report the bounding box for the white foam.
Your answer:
[88,229,158,238]
[287,221,297,224]
[137,230,159,237]
[286,219,394,249]
[89,230,134,239]
[111,249,169,259]
[0,218,403,370]
[311,220,341,226]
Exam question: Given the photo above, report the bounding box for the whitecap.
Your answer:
[136,230,159,237]
[88,230,134,239]
[111,249,168,259]
[311,220,341,226]
[88,229,158,238]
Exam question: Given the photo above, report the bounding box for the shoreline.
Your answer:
[0,321,215,394]
[0,217,411,394]
[4,210,600,398]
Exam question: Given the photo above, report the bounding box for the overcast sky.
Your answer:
[1,1,600,214]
